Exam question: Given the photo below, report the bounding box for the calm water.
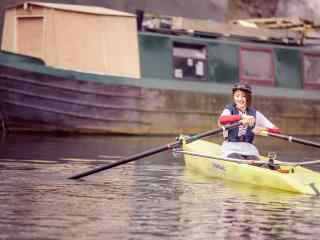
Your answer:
[1,133,320,240]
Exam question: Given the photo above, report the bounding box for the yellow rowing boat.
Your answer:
[181,138,320,195]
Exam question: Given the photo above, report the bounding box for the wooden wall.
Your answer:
[1,3,141,78]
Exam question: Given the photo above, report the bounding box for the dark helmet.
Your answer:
[232,83,252,94]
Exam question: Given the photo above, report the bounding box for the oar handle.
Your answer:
[186,122,241,143]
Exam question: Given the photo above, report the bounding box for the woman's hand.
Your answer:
[240,115,255,127]
[252,126,267,135]
[253,127,280,135]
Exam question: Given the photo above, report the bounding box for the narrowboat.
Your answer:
[0,1,319,135]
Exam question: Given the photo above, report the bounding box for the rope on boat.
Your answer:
[175,150,320,166]
[0,108,7,137]
[2,119,6,134]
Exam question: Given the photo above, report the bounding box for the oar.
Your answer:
[69,122,241,180]
[261,131,320,149]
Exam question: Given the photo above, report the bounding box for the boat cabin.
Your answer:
[1,1,141,78]
[138,15,320,90]
[2,2,320,91]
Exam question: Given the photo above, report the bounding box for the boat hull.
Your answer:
[182,139,320,195]
[0,64,151,134]
[0,51,320,135]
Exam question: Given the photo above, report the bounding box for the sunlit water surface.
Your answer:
[1,134,320,240]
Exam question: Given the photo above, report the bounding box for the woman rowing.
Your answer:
[218,83,280,160]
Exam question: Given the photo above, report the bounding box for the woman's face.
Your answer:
[233,90,247,111]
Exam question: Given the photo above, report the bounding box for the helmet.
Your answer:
[232,83,252,94]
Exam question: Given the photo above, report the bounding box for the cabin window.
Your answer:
[172,42,207,81]
[239,47,275,86]
[303,53,320,89]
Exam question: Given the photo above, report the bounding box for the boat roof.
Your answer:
[143,14,320,46]
[7,1,135,17]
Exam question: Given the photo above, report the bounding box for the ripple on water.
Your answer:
[1,134,320,240]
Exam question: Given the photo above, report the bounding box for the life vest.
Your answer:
[225,103,256,143]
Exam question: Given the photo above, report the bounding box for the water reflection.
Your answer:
[0,134,320,240]
[182,170,320,240]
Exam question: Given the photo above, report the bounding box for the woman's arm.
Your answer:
[219,109,241,125]
[219,115,241,125]
[219,109,255,127]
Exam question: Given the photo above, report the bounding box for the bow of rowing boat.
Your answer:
[181,138,320,195]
